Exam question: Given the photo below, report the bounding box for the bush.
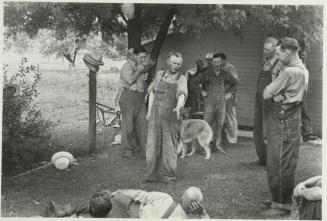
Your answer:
[2,58,57,176]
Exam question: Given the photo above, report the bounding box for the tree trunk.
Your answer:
[127,4,143,49]
[147,8,176,84]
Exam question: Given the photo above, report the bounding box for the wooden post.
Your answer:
[89,70,97,153]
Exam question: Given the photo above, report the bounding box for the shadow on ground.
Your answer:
[1,136,322,219]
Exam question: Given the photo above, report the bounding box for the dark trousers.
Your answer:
[266,103,302,206]
[301,100,314,137]
[253,91,270,164]
[119,88,148,156]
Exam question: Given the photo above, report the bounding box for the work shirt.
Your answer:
[119,60,146,93]
[191,62,239,97]
[224,63,239,94]
[264,59,308,104]
[148,70,188,100]
[113,189,188,218]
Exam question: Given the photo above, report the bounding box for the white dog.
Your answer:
[177,119,225,159]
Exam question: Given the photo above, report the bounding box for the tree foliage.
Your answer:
[4,3,323,77]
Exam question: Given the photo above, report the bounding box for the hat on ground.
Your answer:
[4,83,20,96]
[83,52,104,66]
[51,151,74,170]
[205,53,213,59]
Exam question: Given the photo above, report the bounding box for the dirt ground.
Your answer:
[1,135,321,219]
[1,64,322,219]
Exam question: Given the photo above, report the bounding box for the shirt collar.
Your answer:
[264,54,278,66]
[287,59,303,68]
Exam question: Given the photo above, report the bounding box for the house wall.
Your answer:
[144,27,322,135]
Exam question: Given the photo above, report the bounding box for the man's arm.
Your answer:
[263,70,290,99]
[112,189,151,204]
[121,63,144,86]
[225,66,239,97]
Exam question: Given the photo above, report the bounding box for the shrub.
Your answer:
[2,58,57,176]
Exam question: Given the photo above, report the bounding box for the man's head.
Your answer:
[275,37,300,65]
[212,52,227,70]
[89,189,112,218]
[167,52,183,73]
[263,37,278,60]
[180,186,204,211]
[130,45,147,65]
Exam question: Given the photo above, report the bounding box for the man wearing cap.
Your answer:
[191,53,239,151]
[119,46,149,159]
[262,38,308,216]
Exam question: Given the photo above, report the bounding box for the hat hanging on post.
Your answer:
[83,52,104,72]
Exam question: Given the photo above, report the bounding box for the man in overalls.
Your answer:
[196,53,239,151]
[251,37,282,167]
[262,38,308,216]
[144,52,187,184]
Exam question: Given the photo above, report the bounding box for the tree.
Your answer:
[4,3,323,81]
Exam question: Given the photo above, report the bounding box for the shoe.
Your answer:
[303,134,319,142]
[261,199,272,207]
[159,179,177,185]
[249,160,266,167]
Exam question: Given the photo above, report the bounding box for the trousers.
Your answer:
[266,103,302,206]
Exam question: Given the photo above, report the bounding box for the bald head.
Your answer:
[181,186,203,207]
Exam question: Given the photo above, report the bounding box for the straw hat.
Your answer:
[83,52,104,72]
[51,151,74,170]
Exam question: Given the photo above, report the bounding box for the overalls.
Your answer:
[253,60,279,164]
[267,101,302,207]
[145,73,181,183]
[203,71,226,148]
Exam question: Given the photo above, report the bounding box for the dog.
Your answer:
[177,119,226,160]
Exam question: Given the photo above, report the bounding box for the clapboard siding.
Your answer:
[144,27,322,135]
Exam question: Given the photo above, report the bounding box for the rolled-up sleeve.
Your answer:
[121,63,138,86]
[177,75,188,99]
[264,71,290,97]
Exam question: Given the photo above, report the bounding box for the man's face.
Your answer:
[134,52,147,65]
[212,57,225,70]
[275,45,291,65]
[167,55,183,73]
[263,43,276,59]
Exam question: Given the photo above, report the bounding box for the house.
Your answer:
[143,26,323,135]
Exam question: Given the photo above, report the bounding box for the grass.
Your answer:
[1,137,321,219]
[1,61,322,219]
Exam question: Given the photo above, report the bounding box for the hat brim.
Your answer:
[83,54,104,66]
[83,58,99,72]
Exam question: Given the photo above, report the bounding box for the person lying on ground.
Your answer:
[45,186,210,219]
[292,175,322,220]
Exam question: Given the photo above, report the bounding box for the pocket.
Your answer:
[284,118,301,141]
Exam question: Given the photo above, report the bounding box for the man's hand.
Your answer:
[188,202,204,215]
[225,92,232,101]
[146,112,151,121]
[201,91,208,97]
[136,64,145,74]
[173,107,182,120]
[293,182,306,197]
[273,94,285,103]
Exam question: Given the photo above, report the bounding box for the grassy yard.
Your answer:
[1,136,321,219]
[1,61,322,219]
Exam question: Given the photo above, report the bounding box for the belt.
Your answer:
[271,101,302,112]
